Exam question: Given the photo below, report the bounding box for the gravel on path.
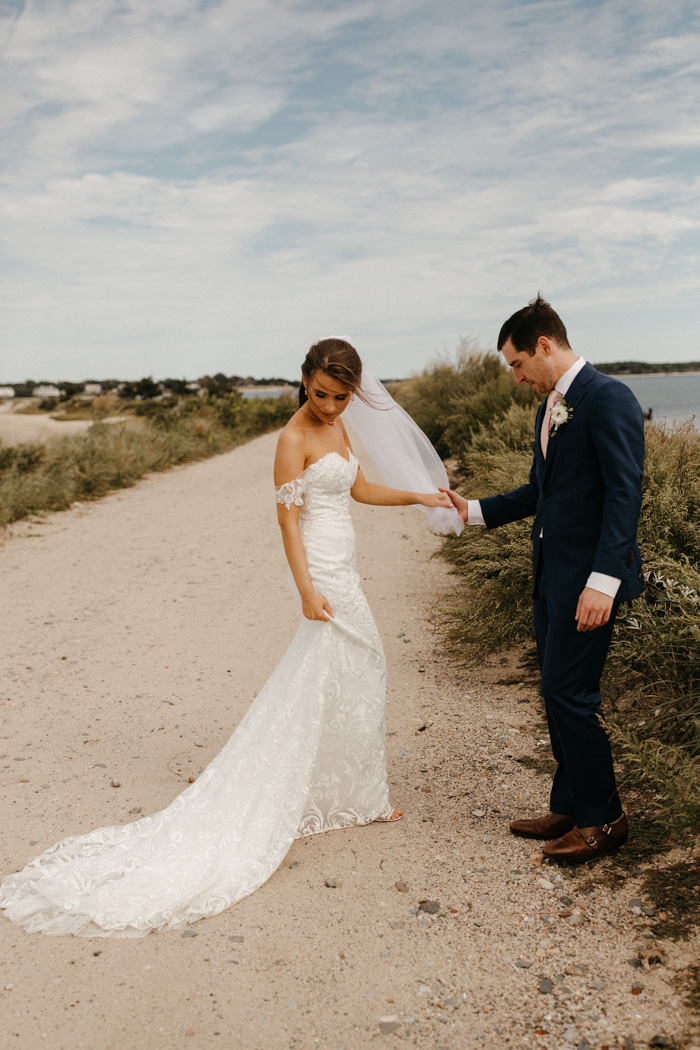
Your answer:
[0,429,696,1050]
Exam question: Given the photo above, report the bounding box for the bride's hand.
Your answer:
[417,491,455,509]
[301,591,334,621]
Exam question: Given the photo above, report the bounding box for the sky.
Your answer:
[1,0,699,383]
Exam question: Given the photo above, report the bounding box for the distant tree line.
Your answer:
[2,375,299,399]
[595,361,700,375]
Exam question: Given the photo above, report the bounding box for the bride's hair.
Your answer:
[299,339,364,407]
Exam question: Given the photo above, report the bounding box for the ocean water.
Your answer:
[613,373,700,426]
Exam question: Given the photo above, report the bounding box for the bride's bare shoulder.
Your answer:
[274,414,308,484]
[276,411,307,449]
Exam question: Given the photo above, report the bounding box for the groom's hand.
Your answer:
[439,488,469,522]
[575,587,614,632]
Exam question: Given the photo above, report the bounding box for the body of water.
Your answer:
[614,373,700,426]
[240,386,296,400]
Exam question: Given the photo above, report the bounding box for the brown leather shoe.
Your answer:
[542,813,629,863]
[509,812,576,839]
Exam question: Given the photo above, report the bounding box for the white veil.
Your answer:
[343,367,463,536]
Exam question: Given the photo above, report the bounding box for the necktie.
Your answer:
[541,389,560,459]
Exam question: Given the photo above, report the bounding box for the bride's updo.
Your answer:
[299,339,362,407]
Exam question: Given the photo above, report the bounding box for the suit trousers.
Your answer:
[532,543,623,828]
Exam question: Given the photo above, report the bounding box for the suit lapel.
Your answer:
[535,399,547,477]
[541,362,597,480]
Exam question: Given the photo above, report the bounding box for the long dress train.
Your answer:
[0,451,392,937]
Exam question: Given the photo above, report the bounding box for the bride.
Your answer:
[0,338,461,938]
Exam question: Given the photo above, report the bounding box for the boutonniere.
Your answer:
[549,397,575,436]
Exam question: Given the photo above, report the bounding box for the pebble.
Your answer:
[629,897,643,914]
[515,959,533,969]
[627,958,643,969]
[181,931,197,938]
[539,978,554,994]
[471,809,485,817]
[395,881,409,893]
[325,877,337,889]
[390,922,403,929]
[589,980,605,990]
[418,900,440,914]
[379,1021,399,1035]
[537,878,555,890]
[649,1037,674,1048]
[110,779,121,788]
[128,807,142,814]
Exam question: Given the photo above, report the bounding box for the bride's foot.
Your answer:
[376,809,403,822]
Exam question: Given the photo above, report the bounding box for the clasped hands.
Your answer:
[439,488,613,633]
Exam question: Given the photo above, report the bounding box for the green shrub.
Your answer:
[0,395,296,528]
[394,340,538,459]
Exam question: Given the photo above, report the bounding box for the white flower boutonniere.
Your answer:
[549,397,575,436]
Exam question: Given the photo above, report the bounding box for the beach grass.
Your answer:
[0,393,296,528]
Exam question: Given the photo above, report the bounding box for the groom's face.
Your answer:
[501,337,556,395]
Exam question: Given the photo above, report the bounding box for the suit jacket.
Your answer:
[479,363,645,605]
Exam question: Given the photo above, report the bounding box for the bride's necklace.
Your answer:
[302,404,335,427]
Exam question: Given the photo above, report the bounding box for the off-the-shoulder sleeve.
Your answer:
[275,477,305,509]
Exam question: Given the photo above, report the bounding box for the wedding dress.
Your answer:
[0,450,393,938]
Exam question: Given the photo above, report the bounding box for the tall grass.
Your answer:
[0,394,296,528]
[395,353,700,829]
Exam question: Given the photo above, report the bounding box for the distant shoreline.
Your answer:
[613,370,700,379]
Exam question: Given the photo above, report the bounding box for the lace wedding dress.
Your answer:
[0,451,393,937]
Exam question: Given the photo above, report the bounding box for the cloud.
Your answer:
[1,0,699,380]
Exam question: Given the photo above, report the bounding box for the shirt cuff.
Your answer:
[467,500,486,526]
[586,572,621,599]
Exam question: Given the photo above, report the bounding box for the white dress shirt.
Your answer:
[467,357,621,599]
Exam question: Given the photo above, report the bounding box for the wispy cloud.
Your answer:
[1,0,699,380]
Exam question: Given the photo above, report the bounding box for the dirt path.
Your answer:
[0,430,696,1050]
[0,402,128,446]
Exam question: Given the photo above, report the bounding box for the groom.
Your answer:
[445,296,645,862]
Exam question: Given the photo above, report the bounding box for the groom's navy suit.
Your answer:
[480,363,644,826]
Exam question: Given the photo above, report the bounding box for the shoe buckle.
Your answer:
[585,834,599,848]
[602,823,612,836]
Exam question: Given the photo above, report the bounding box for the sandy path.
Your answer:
[0,431,695,1050]
[0,403,128,446]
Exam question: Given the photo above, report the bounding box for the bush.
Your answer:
[0,394,296,528]
[394,340,538,459]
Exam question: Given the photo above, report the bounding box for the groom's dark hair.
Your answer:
[497,294,571,356]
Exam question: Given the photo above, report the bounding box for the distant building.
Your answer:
[32,384,61,398]
[0,386,15,398]
[84,382,102,396]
